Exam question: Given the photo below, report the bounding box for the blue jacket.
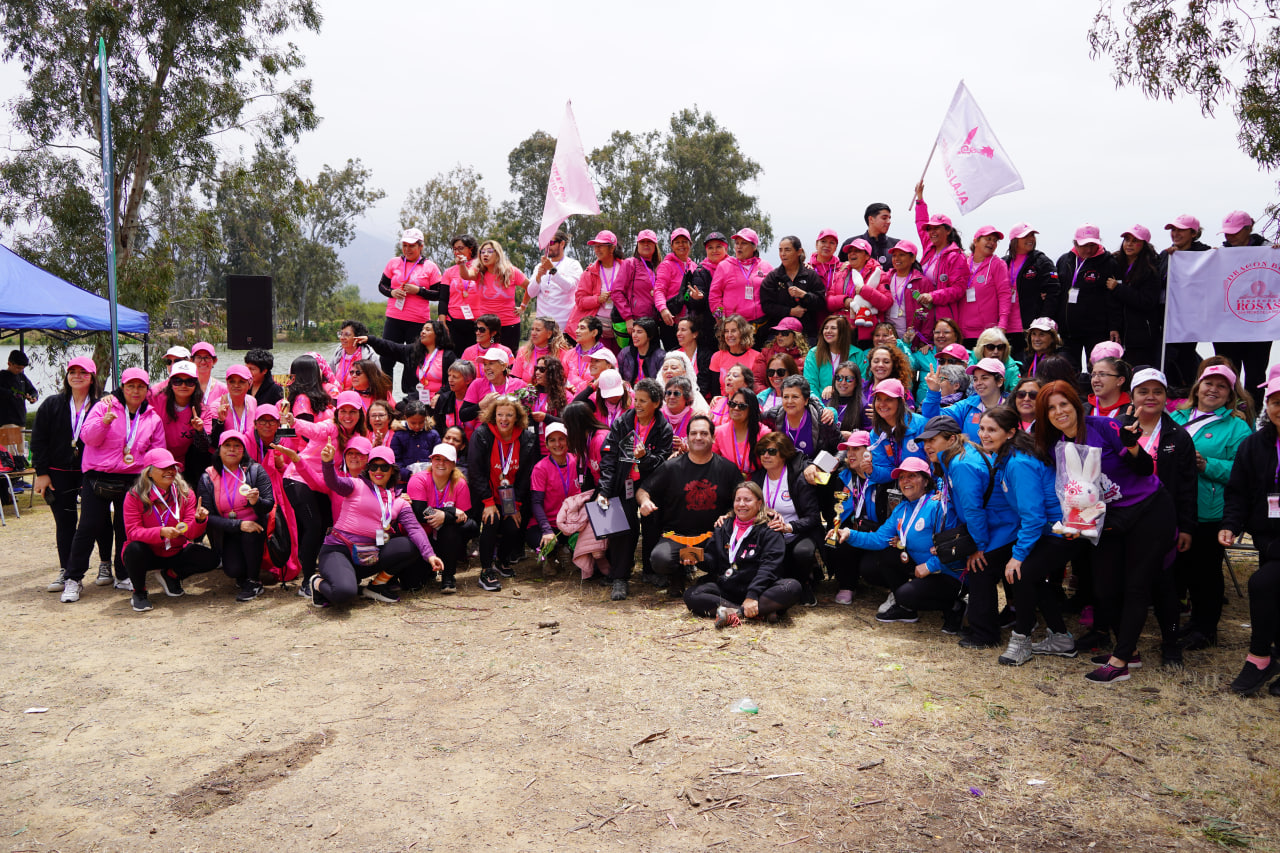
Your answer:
[843,493,961,579]
[996,449,1061,561]
[836,468,879,527]
[869,412,928,485]
[938,444,996,550]
[922,389,1004,443]
[390,426,442,483]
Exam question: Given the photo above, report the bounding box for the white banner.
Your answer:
[537,101,600,250]
[935,82,1024,214]
[1166,247,1280,343]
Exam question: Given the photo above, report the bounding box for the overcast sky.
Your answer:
[2,0,1274,264]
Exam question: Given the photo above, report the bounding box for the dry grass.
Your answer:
[1,504,1278,852]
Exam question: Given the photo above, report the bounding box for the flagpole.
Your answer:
[97,36,121,387]
[908,141,938,211]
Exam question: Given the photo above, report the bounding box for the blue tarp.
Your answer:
[0,242,149,334]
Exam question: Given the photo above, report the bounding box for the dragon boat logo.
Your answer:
[953,127,994,160]
[1223,261,1280,324]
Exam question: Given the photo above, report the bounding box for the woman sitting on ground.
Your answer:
[199,429,275,603]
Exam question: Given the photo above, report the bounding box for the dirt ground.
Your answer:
[2,503,1278,853]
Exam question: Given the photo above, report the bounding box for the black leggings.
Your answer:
[284,479,331,580]
[122,540,219,595]
[316,537,422,606]
[218,529,266,585]
[478,512,524,570]
[498,324,521,353]
[821,541,868,590]
[430,519,478,582]
[68,473,131,582]
[1011,535,1073,636]
[1062,332,1109,372]
[861,549,962,612]
[381,316,425,378]
[47,468,112,569]
[683,579,803,618]
[1094,490,1177,661]
[1247,558,1280,657]
[779,537,818,587]
[1173,519,1227,639]
[607,498,659,580]
[446,318,477,355]
[965,542,1016,645]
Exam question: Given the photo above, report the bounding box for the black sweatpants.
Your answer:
[607,498,659,580]
[122,540,219,595]
[429,519,478,583]
[218,529,266,586]
[446,318,477,356]
[478,512,524,571]
[821,541,869,590]
[284,479,331,581]
[1174,519,1228,640]
[1011,535,1073,636]
[1247,558,1280,657]
[67,473,131,582]
[683,579,803,618]
[316,537,421,606]
[965,542,1016,645]
[1094,490,1176,661]
[48,468,112,569]
[380,316,425,378]
[498,324,521,353]
[779,536,819,588]
[1062,332,1109,372]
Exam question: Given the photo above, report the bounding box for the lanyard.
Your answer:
[1071,256,1086,288]
[667,407,691,436]
[417,348,440,384]
[733,428,751,474]
[784,409,810,447]
[638,259,656,291]
[498,438,516,478]
[735,259,757,286]
[222,466,244,510]
[764,471,785,509]
[552,455,574,496]
[892,274,910,311]
[600,262,618,295]
[228,398,248,433]
[373,483,394,529]
[335,351,356,387]
[489,376,509,396]
[150,485,178,526]
[633,416,654,455]
[428,476,454,508]
[122,404,142,452]
[576,343,601,375]
[70,396,90,444]
[728,523,752,563]
[849,475,868,519]
[969,256,992,281]
[401,257,418,286]
[1137,419,1163,469]
[896,496,929,547]
[924,254,941,284]
[1274,438,1280,488]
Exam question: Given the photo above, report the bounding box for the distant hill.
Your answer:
[339,229,397,301]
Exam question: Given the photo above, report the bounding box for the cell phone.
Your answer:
[274,427,297,438]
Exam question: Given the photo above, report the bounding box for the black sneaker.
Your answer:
[1161,649,1184,669]
[1090,652,1142,669]
[154,569,184,597]
[1075,629,1111,651]
[131,592,153,612]
[640,571,668,589]
[440,577,457,595]
[998,605,1016,630]
[1178,629,1217,651]
[1229,659,1280,696]
[876,604,919,623]
[800,585,818,607]
[497,563,516,579]
[610,579,628,601]
[309,574,329,608]
[361,582,400,603]
[235,580,264,602]
[941,603,965,635]
[478,569,502,592]
[958,636,999,649]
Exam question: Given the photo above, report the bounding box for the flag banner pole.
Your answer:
[98,36,121,387]
[908,141,938,211]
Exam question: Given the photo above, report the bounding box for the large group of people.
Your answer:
[22,196,1280,695]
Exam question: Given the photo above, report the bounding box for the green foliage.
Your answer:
[399,165,492,270]
[569,130,663,261]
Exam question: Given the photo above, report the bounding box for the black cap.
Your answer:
[917,415,961,441]
[703,231,727,247]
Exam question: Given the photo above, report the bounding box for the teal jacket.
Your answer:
[1169,406,1253,521]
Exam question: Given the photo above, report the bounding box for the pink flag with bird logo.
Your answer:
[538,101,601,250]
[935,82,1023,214]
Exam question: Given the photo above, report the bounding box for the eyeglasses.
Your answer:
[758,447,781,456]
[193,355,214,364]
[664,389,685,398]
[1090,372,1120,380]
[1015,390,1038,400]
[367,462,392,473]
[767,368,788,377]
[337,332,354,339]
[171,377,197,387]
[938,357,961,365]
[727,401,749,411]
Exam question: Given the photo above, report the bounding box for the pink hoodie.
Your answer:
[568,259,633,329]
[914,201,970,338]
[653,253,697,316]
[80,396,167,475]
[709,256,773,322]
[826,264,893,341]
[948,254,1012,339]
[620,255,662,321]
[124,487,208,557]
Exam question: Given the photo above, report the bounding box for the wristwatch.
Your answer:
[550,267,558,275]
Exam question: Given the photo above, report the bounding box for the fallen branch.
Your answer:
[857,760,884,771]
[629,729,670,756]
[851,799,887,809]
[658,625,706,640]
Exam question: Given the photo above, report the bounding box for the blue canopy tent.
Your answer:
[0,242,149,361]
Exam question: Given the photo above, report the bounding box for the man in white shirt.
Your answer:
[526,230,582,330]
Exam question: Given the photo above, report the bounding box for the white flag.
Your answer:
[1165,247,1280,345]
[935,82,1024,214]
[538,101,600,250]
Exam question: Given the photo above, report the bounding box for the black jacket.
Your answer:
[704,520,786,601]
[1221,423,1280,559]
[1149,413,1199,535]
[198,462,275,550]
[1054,250,1121,338]
[597,409,673,500]
[1003,249,1060,327]
[760,400,841,462]
[679,259,720,351]
[31,392,100,475]
[466,424,539,511]
[364,335,457,398]
[750,455,823,544]
[251,376,284,407]
[617,345,666,385]
[853,231,900,271]
[760,265,827,338]
[1111,251,1167,351]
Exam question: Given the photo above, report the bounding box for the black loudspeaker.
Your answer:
[226,275,273,350]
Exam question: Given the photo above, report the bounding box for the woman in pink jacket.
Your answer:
[810,228,842,326]
[709,228,773,326]
[151,359,214,488]
[827,238,892,346]
[619,229,663,343]
[568,230,633,352]
[911,183,970,343]
[120,447,217,612]
[62,367,167,601]
[954,225,1013,346]
[654,227,698,350]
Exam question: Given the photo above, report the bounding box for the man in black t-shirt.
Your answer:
[0,350,37,427]
[638,414,741,593]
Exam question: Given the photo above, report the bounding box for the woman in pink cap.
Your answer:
[1020,317,1063,378]
[121,447,217,612]
[61,367,167,601]
[828,238,891,347]
[760,235,827,342]
[653,228,698,350]
[456,239,527,352]
[910,183,970,340]
[151,360,214,489]
[955,226,1012,347]
[189,342,227,404]
[617,230,663,344]
[32,356,115,593]
[809,228,842,325]
[1002,224,1060,362]
[883,241,929,346]
[1106,225,1166,370]
[709,228,773,326]
[378,228,443,376]
[752,317,807,390]
[1055,224,1121,371]
[212,364,258,446]
[569,231,632,352]
[198,430,275,602]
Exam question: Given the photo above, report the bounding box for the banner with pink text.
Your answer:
[935,82,1023,215]
[1165,247,1280,343]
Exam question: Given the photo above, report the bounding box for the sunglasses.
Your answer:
[367,462,392,473]
[535,366,547,373]
[351,369,364,376]
[938,357,962,365]
[664,389,685,397]
[1015,390,1038,400]
[171,377,197,387]
[727,401,749,411]
[834,375,856,382]
[984,344,1007,350]
[757,447,781,456]
[767,368,788,377]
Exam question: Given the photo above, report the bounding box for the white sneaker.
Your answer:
[60,579,83,603]
[877,591,896,615]
[46,569,68,592]
[114,577,134,591]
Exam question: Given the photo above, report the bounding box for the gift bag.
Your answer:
[1051,442,1106,543]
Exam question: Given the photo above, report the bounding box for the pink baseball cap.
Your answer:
[925,213,953,228]
[966,357,1007,378]
[588,348,618,367]
[1221,210,1254,235]
[973,225,1004,240]
[670,227,692,243]
[635,229,659,245]
[120,367,150,386]
[169,360,198,379]
[731,228,760,246]
[225,365,252,382]
[68,356,97,374]
[368,446,395,465]
[142,447,179,469]
[840,430,871,450]
[218,429,248,447]
[1263,377,1280,401]
[1090,341,1125,363]
[335,390,363,411]
[938,343,969,362]
[480,347,510,365]
[1073,224,1103,246]
[873,378,906,399]
[1164,214,1201,231]
[816,228,839,244]
[774,317,804,333]
[191,341,216,358]
[1007,223,1038,241]
[255,404,281,422]
[598,369,625,399]
[430,443,457,463]
[1121,225,1152,243]
[891,456,933,480]
[345,436,373,457]
[889,240,919,257]
[1259,364,1280,387]
[1029,317,1058,333]
[587,230,617,246]
[1199,364,1238,387]
[846,237,873,256]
